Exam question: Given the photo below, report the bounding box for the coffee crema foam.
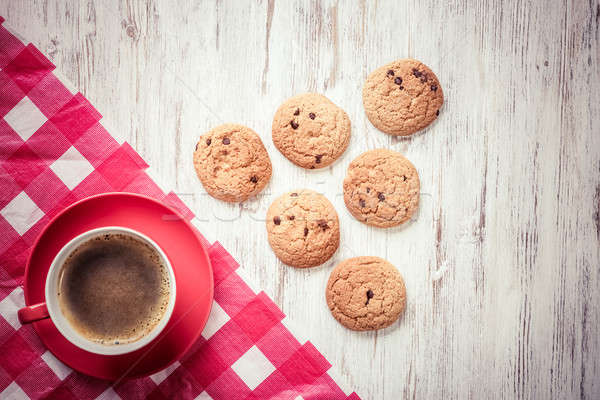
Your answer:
[57,233,170,346]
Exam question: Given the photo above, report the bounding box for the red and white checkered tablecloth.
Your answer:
[0,17,359,400]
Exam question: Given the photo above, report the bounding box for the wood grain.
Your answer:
[2,1,599,398]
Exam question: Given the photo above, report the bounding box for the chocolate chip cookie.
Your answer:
[326,256,406,331]
[194,124,272,202]
[363,59,443,136]
[272,93,351,169]
[343,149,419,227]
[266,189,340,268]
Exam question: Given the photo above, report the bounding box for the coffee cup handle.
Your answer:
[18,303,49,324]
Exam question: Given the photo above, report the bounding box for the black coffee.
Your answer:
[57,233,170,345]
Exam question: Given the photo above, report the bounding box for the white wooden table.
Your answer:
[3,1,599,398]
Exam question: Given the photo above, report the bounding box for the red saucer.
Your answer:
[23,192,213,380]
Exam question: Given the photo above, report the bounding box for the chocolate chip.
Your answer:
[394,77,402,85]
[430,84,437,91]
[250,175,258,183]
[412,68,422,78]
[365,289,374,305]
[401,175,407,181]
[288,215,295,220]
[378,192,385,201]
[304,227,309,236]
[399,86,404,90]
[387,69,395,77]
[291,192,298,197]
[222,137,230,145]
[366,187,370,193]
[436,110,440,116]
[294,108,300,115]
[315,154,323,164]
[310,166,315,169]
[291,120,299,129]
[273,216,281,225]
[309,112,316,119]
[420,75,428,83]
[206,138,212,146]
[359,199,366,208]
[317,219,329,230]
[195,143,198,151]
